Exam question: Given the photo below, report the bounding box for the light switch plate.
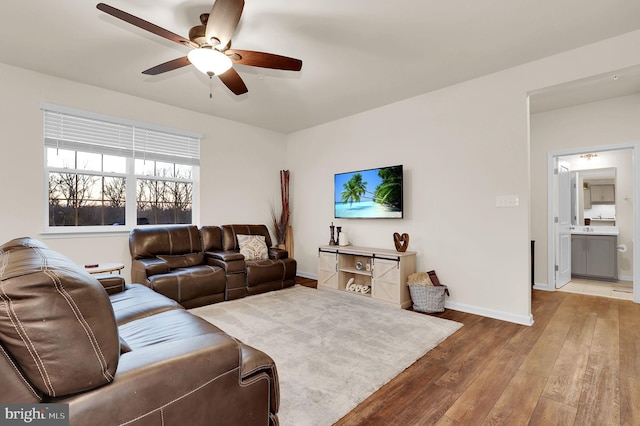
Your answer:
[496,195,520,208]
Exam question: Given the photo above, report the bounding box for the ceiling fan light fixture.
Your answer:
[97,1,302,95]
[188,47,232,76]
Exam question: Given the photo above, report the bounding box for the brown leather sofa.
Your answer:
[0,237,280,426]
[129,225,227,308]
[202,224,296,298]
[130,224,296,303]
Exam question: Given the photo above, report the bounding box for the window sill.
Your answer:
[41,228,131,239]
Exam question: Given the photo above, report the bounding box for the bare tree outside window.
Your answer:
[134,161,192,225]
[104,177,126,207]
[136,175,192,225]
[49,173,126,226]
[44,108,199,231]
[47,151,126,226]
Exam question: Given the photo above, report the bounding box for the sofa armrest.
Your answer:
[58,334,274,426]
[239,342,280,415]
[131,258,170,282]
[205,250,246,274]
[94,273,125,295]
[269,247,288,260]
[205,250,245,262]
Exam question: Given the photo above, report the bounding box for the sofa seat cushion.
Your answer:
[0,238,119,398]
[245,259,287,287]
[61,333,265,426]
[118,309,226,350]
[147,265,225,304]
[110,284,182,326]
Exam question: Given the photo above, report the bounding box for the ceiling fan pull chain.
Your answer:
[209,75,213,99]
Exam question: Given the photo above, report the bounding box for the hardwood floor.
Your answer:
[294,277,640,425]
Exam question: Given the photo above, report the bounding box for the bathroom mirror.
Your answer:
[571,167,616,226]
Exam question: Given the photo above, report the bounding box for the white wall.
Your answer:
[531,95,640,286]
[287,29,640,325]
[4,30,640,326]
[0,62,287,282]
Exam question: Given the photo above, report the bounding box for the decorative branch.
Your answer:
[281,169,290,226]
[271,170,290,245]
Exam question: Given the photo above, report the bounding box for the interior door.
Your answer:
[556,160,572,288]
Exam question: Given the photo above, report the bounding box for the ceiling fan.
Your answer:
[96,1,302,95]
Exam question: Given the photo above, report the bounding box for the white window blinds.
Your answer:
[42,103,201,166]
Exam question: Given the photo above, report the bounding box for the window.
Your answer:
[43,104,201,231]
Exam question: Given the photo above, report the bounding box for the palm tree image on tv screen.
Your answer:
[335,165,403,218]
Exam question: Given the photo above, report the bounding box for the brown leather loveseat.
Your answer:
[0,237,280,425]
[202,224,296,299]
[129,225,227,308]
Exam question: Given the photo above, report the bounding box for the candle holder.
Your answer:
[329,222,336,245]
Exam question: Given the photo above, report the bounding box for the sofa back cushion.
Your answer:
[200,226,223,251]
[130,225,203,259]
[220,225,273,252]
[0,342,42,402]
[0,238,119,398]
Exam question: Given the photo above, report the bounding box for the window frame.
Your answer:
[42,103,201,235]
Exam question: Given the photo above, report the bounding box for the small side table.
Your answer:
[83,263,125,275]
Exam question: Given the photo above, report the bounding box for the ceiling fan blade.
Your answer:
[218,68,248,95]
[97,3,197,48]
[142,56,191,75]
[205,0,244,48]
[226,50,302,71]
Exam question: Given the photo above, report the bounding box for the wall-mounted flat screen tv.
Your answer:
[334,165,403,219]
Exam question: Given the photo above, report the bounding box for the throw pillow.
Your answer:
[407,272,433,286]
[237,234,269,260]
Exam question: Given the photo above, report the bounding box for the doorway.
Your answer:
[547,145,639,303]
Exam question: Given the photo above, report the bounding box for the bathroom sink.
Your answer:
[571,226,619,236]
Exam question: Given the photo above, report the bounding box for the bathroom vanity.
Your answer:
[571,226,618,281]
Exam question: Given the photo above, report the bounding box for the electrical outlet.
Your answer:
[496,195,520,208]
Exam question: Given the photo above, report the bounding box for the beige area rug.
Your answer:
[189,285,462,425]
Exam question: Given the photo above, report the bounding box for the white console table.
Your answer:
[317,245,416,308]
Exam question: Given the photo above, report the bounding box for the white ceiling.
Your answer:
[1,1,640,133]
[530,65,640,113]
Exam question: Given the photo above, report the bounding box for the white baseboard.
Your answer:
[297,271,318,280]
[532,277,634,289]
[444,300,534,326]
[301,271,534,326]
[533,282,553,291]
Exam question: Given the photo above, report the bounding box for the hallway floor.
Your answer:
[558,277,634,301]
